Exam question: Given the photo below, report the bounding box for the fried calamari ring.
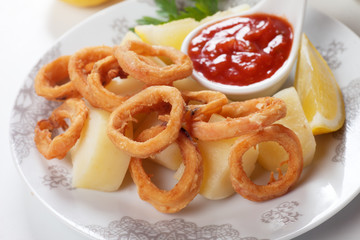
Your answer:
[191,97,287,141]
[114,40,193,85]
[229,124,303,202]
[130,126,203,213]
[107,86,185,158]
[182,90,228,121]
[34,55,80,101]
[87,55,130,112]
[34,98,88,160]
[68,46,113,100]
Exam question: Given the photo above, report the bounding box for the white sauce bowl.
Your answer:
[181,0,307,100]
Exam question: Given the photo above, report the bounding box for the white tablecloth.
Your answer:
[1,0,360,239]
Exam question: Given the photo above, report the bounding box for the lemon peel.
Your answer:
[294,34,345,135]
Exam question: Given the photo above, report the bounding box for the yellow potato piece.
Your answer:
[152,143,182,171]
[172,77,206,92]
[133,111,182,171]
[175,114,258,200]
[258,87,316,171]
[197,136,258,200]
[70,106,132,192]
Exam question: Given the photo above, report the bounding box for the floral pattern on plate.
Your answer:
[85,217,265,240]
[261,201,301,225]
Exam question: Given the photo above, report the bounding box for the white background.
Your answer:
[1,0,360,239]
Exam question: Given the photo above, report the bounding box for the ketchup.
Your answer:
[188,13,293,86]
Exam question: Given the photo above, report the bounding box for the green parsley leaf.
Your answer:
[197,0,218,15]
[155,0,178,20]
[134,0,219,26]
[136,16,166,25]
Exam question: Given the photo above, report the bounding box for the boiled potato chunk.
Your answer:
[258,87,316,171]
[70,106,132,192]
[198,135,258,200]
[133,111,182,171]
[151,142,182,171]
[105,76,144,97]
[175,114,258,200]
[173,77,206,92]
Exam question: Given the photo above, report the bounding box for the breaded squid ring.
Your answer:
[130,126,203,213]
[34,98,88,160]
[190,97,287,141]
[107,86,185,158]
[229,124,303,202]
[68,46,113,100]
[114,40,193,85]
[182,90,228,121]
[34,55,80,101]
[87,55,130,112]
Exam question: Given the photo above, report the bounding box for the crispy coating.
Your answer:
[191,97,287,141]
[107,86,185,158]
[35,55,80,101]
[68,45,113,100]
[182,90,228,121]
[34,98,88,159]
[130,126,203,213]
[86,55,129,112]
[114,40,193,85]
[229,124,303,201]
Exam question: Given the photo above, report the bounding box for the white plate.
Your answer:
[9,0,360,239]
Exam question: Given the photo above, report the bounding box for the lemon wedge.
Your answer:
[294,34,345,135]
[61,0,109,7]
[135,18,200,50]
[258,87,316,171]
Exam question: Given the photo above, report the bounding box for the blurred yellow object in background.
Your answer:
[61,0,110,7]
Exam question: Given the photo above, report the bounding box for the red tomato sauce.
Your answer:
[188,13,293,86]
